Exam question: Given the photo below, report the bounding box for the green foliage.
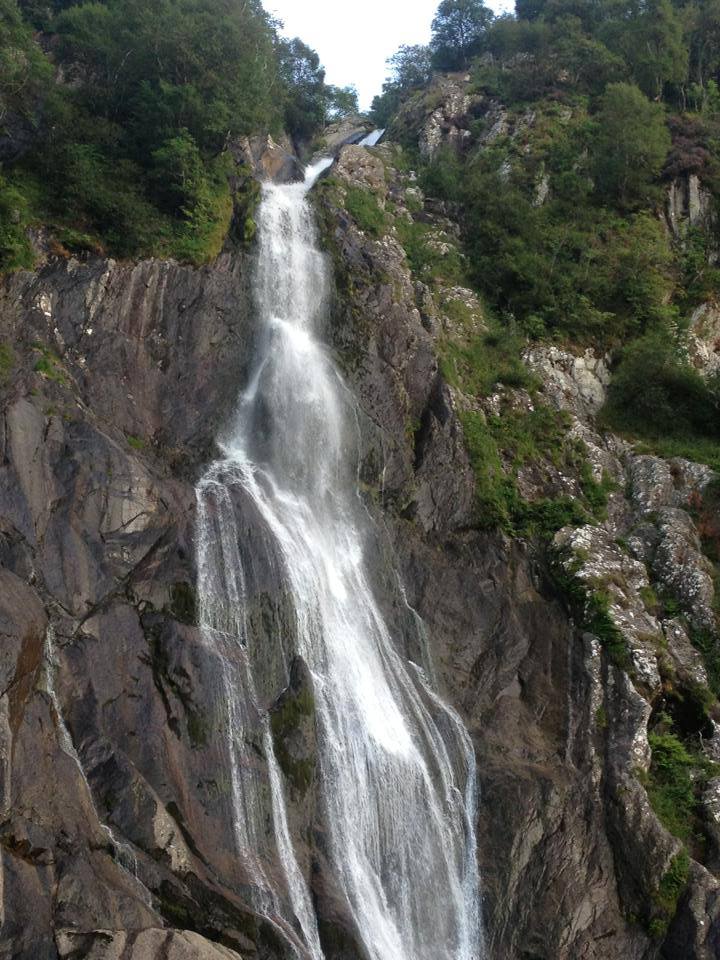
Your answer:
[326,84,359,121]
[0,341,13,383]
[601,334,720,470]
[459,404,605,539]
[649,850,690,938]
[344,187,387,236]
[278,37,326,144]
[0,0,52,127]
[32,343,68,383]
[584,589,633,669]
[0,173,34,269]
[419,119,675,342]
[458,410,513,529]
[691,630,720,699]
[431,0,494,70]
[439,322,536,396]
[551,552,633,669]
[371,44,433,126]
[646,731,698,843]
[642,706,719,868]
[593,83,671,208]
[580,463,615,521]
[0,0,343,268]
[395,217,466,284]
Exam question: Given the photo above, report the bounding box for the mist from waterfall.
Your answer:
[196,149,482,960]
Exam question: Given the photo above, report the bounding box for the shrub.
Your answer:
[344,187,387,237]
[601,333,720,469]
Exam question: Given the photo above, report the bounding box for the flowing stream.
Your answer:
[196,149,482,960]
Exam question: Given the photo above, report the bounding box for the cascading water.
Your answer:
[196,149,482,960]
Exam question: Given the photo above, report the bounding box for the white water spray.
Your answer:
[196,148,482,960]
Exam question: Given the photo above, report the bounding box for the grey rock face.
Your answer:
[667,173,716,238]
[0,251,293,960]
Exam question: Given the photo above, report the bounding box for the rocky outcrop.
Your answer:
[667,173,716,239]
[389,73,483,157]
[688,302,720,377]
[231,134,302,183]
[318,115,374,153]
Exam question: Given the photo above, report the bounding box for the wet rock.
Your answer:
[320,115,375,152]
[231,134,302,184]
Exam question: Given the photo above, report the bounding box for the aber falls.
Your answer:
[196,154,480,960]
[1,86,720,960]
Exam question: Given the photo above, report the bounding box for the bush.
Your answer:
[601,334,720,469]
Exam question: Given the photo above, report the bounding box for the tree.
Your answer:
[430,0,494,70]
[0,0,51,125]
[326,85,359,120]
[593,82,671,207]
[387,44,433,90]
[685,0,720,101]
[277,37,326,142]
[370,45,432,126]
[629,0,687,99]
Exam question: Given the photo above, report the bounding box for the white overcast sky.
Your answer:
[267,0,513,110]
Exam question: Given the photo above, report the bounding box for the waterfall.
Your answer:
[196,150,482,960]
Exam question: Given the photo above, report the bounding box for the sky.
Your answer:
[267,0,512,111]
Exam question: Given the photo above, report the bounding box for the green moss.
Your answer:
[0,343,14,384]
[646,733,697,843]
[585,590,633,670]
[0,174,36,272]
[648,850,690,938]
[690,630,720,699]
[490,405,571,467]
[551,552,633,670]
[32,344,69,385]
[580,464,616,521]
[640,585,661,615]
[643,721,719,850]
[395,217,465,283]
[344,186,387,236]
[126,434,146,450]
[270,685,316,795]
[459,405,606,540]
[231,167,261,249]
